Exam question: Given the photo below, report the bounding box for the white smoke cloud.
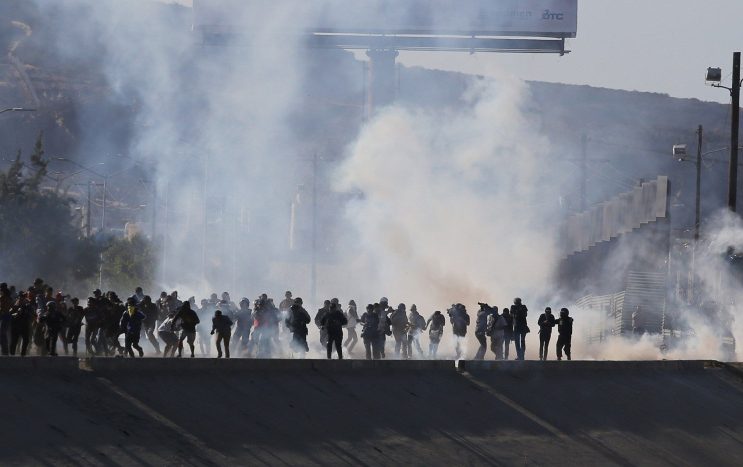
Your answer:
[334,77,561,312]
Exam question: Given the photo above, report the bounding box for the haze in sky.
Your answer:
[399,0,743,104]
[165,0,743,103]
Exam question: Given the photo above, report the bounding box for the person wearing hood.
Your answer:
[211,309,233,358]
[120,297,146,357]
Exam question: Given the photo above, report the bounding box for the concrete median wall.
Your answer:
[1,357,742,466]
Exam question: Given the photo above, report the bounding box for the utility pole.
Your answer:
[101,177,107,233]
[695,125,703,240]
[202,153,209,283]
[86,181,92,238]
[730,51,741,212]
[580,134,588,211]
[311,153,318,310]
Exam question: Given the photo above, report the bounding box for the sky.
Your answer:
[166,0,743,103]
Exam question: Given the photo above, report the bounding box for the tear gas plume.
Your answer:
[28,0,739,361]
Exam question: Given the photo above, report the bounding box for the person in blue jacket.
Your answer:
[120,297,146,357]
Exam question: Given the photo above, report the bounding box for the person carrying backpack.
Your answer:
[211,309,233,358]
[488,308,508,360]
[474,303,493,360]
[556,308,574,361]
[360,304,381,360]
[321,301,348,359]
[390,303,410,359]
[286,297,311,357]
[406,304,427,359]
[448,304,470,359]
[173,301,200,358]
[426,311,446,358]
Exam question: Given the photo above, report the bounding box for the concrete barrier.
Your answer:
[0,357,722,374]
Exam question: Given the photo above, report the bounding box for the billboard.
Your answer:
[194,0,578,38]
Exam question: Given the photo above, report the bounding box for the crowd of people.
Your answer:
[0,278,575,361]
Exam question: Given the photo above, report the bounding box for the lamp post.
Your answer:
[673,130,743,303]
[706,51,742,212]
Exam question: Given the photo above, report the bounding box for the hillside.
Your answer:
[0,0,735,232]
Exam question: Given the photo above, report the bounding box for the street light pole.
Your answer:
[730,52,741,212]
[87,181,92,238]
[311,153,318,311]
[695,125,703,241]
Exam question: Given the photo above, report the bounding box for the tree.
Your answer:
[100,233,156,294]
[0,132,100,293]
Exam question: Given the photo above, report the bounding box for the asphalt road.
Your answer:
[1,358,742,466]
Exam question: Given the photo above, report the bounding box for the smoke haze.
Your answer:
[24,0,739,360]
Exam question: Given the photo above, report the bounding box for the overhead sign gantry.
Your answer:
[193,0,578,108]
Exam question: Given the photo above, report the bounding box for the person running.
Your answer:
[556,308,574,361]
[448,304,470,360]
[343,300,359,354]
[315,300,331,349]
[321,300,348,359]
[39,301,66,356]
[173,301,200,358]
[286,297,311,358]
[407,304,427,358]
[360,304,381,360]
[0,284,13,355]
[426,310,446,358]
[389,303,410,359]
[232,298,253,356]
[120,297,146,357]
[83,297,103,355]
[488,307,508,360]
[9,294,34,356]
[65,298,85,356]
[502,307,514,360]
[474,303,493,360]
[157,313,179,357]
[139,295,161,354]
[511,298,529,360]
[211,309,233,358]
[537,307,556,361]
